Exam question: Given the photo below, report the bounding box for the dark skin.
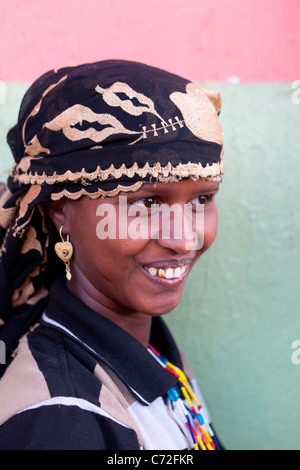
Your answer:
[47,179,219,347]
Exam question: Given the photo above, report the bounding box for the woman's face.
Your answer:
[60,179,219,317]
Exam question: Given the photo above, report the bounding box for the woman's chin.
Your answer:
[143,295,183,317]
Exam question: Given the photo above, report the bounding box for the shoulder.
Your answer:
[0,334,51,426]
[0,396,139,450]
[0,330,140,450]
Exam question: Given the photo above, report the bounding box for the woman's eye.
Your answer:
[189,195,213,206]
[132,197,159,208]
[199,195,211,204]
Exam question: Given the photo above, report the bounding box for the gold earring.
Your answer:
[54,225,73,281]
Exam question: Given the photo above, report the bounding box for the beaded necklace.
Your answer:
[148,344,218,451]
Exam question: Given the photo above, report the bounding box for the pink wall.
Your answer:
[1,0,299,83]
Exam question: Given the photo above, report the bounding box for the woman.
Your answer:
[0,60,224,450]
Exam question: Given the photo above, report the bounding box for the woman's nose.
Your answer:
[152,204,205,254]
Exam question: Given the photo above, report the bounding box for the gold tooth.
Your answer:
[157,269,165,278]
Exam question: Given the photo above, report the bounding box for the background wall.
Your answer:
[0,0,299,450]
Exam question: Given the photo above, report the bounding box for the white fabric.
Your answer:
[128,396,188,450]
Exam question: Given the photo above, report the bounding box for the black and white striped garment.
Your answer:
[0,278,223,450]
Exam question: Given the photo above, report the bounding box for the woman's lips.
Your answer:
[145,265,187,279]
[142,258,194,285]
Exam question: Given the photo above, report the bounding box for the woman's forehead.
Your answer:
[128,179,220,195]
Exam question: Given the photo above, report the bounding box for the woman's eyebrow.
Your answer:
[127,185,161,196]
[199,185,220,193]
[124,181,220,200]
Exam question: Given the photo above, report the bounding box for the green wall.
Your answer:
[170,82,300,450]
[0,82,299,450]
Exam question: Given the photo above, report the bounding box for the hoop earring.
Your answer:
[54,225,73,281]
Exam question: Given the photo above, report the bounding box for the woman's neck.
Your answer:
[67,267,152,348]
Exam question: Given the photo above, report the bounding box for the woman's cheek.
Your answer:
[203,203,218,249]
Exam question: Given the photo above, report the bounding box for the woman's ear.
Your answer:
[46,198,68,232]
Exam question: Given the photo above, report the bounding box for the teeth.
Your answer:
[165,268,173,279]
[146,265,187,279]
[180,265,187,275]
[174,267,182,278]
[148,267,157,277]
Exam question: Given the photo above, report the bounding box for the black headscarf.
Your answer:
[0,59,224,375]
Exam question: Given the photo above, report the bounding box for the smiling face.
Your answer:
[48,179,219,344]
[54,178,219,318]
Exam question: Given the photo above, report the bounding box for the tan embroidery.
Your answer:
[20,225,43,255]
[0,206,17,230]
[16,155,43,174]
[26,286,49,306]
[170,83,223,146]
[129,116,185,145]
[49,165,222,201]
[18,80,223,169]
[7,186,42,237]
[36,203,49,235]
[96,81,166,122]
[50,181,145,200]
[0,187,13,209]
[12,266,40,308]
[14,161,222,187]
[11,209,35,238]
[32,82,191,153]
[43,104,139,143]
[25,136,50,158]
[12,225,49,307]
[22,75,68,156]
[18,185,42,219]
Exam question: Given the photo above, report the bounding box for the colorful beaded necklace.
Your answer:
[148,344,218,451]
